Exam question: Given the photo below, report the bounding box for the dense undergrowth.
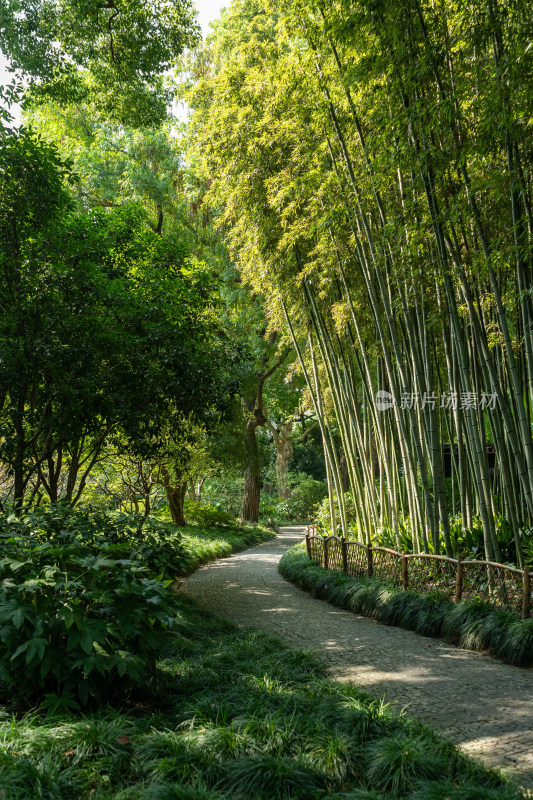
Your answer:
[279,543,533,667]
[0,507,273,708]
[0,596,524,799]
[0,509,525,798]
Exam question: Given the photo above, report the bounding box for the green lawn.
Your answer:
[178,524,275,575]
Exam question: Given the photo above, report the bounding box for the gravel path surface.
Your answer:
[182,526,533,790]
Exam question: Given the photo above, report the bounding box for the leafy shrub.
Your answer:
[288,479,328,521]
[196,474,244,518]
[0,505,188,579]
[183,499,237,527]
[259,495,278,518]
[133,516,188,578]
[0,507,183,706]
[316,492,359,534]
[257,494,294,525]
[274,500,291,519]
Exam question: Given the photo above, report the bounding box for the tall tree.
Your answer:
[0,129,235,510]
[0,0,199,125]
[240,333,290,522]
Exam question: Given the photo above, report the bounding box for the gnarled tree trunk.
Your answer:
[240,341,290,523]
[167,483,187,525]
[241,403,266,523]
[162,467,187,526]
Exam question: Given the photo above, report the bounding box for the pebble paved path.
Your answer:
[183,526,533,790]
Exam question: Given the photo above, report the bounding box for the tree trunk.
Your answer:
[241,411,263,523]
[197,476,207,503]
[143,492,151,517]
[162,466,187,525]
[240,340,290,522]
[13,394,26,513]
[167,482,187,525]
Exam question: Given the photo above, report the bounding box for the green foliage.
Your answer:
[316,493,359,534]
[257,474,327,525]
[1,0,200,125]
[259,494,292,524]
[314,502,525,564]
[127,517,187,579]
[0,596,522,799]
[279,543,533,667]
[179,524,275,573]
[202,471,325,526]
[0,507,275,707]
[290,426,326,482]
[183,500,237,528]
[0,129,238,509]
[201,474,245,518]
[288,479,328,522]
[0,507,184,706]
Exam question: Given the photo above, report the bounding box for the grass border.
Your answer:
[0,594,525,800]
[279,542,533,667]
[176,523,276,577]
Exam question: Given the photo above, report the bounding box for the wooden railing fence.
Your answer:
[305,525,532,618]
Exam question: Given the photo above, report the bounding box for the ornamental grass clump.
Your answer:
[0,595,524,799]
[364,733,449,796]
[217,754,326,799]
[279,543,533,666]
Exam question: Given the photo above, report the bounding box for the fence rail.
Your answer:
[304,526,532,618]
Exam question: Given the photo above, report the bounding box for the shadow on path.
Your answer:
[183,526,533,789]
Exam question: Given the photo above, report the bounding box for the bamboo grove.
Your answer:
[188,0,533,566]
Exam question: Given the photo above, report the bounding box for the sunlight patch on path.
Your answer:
[183,526,533,790]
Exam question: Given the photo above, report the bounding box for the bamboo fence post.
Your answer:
[341,538,348,573]
[455,556,464,603]
[306,531,311,559]
[523,567,531,619]
[324,538,329,570]
[401,551,408,591]
[367,545,373,577]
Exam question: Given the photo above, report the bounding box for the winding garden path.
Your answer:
[182,526,533,790]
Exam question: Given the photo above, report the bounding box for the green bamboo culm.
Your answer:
[187,0,533,564]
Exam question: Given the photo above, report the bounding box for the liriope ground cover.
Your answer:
[0,595,525,800]
[279,542,533,667]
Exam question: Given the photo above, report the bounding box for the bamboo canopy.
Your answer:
[188,0,533,566]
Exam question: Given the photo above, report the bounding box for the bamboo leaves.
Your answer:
[187,0,533,564]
